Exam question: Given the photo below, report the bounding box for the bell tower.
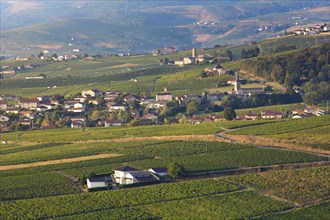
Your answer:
[234,69,241,92]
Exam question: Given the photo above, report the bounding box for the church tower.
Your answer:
[192,48,197,58]
[234,69,241,92]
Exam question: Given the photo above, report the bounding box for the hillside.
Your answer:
[1,35,329,98]
[1,1,329,57]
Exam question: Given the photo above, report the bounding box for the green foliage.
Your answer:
[185,100,198,116]
[167,162,185,179]
[239,44,329,92]
[223,107,237,120]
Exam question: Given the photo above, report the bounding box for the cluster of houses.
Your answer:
[173,48,215,66]
[291,106,325,118]
[0,73,325,132]
[86,166,167,190]
[0,54,98,78]
[290,23,328,36]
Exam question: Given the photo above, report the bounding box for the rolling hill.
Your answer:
[1,0,329,57]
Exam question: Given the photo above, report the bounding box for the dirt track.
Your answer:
[0,153,122,171]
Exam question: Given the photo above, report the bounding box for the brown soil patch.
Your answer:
[0,153,122,171]
[216,26,239,40]
[36,44,63,49]
[78,135,230,143]
[307,6,330,13]
[194,34,212,42]
[225,134,330,156]
[94,42,116,48]
[111,63,141,68]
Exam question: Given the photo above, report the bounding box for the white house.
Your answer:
[148,168,167,177]
[108,104,127,112]
[104,120,122,127]
[71,120,84,128]
[113,166,158,185]
[74,103,86,109]
[0,100,8,110]
[68,108,84,113]
[0,115,9,122]
[86,175,112,189]
[140,114,157,120]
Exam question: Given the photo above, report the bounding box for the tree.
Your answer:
[167,162,185,179]
[186,100,198,116]
[226,49,233,61]
[223,107,236,120]
[37,52,44,58]
[117,110,131,124]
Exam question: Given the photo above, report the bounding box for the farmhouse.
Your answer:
[180,94,203,105]
[0,100,8,110]
[156,88,173,102]
[107,104,127,112]
[18,98,39,109]
[82,89,103,97]
[260,110,282,119]
[113,166,158,185]
[71,120,84,128]
[104,120,122,127]
[5,107,19,114]
[68,107,85,113]
[87,175,112,189]
[25,74,46,79]
[20,111,37,120]
[140,114,157,121]
[244,112,259,120]
[0,115,9,122]
[205,92,226,103]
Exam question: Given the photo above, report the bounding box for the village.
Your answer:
[0,77,325,133]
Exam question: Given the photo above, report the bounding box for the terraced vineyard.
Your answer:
[0,172,80,201]
[223,166,330,205]
[229,115,330,150]
[0,122,224,142]
[1,166,328,219]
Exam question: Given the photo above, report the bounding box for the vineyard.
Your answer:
[0,172,80,201]
[1,167,328,219]
[229,115,330,150]
[0,179,241,219]
[223,166,330,205]
[264,201,330,220]
[0,122,224,143]
[0,139,326,179]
